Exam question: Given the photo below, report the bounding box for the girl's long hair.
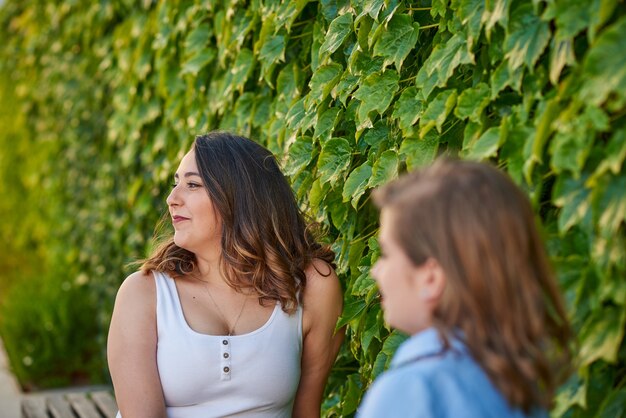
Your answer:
[373,158,572,412]
[141,132,335,313]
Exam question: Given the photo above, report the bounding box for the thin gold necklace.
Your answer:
[195,277,248,336]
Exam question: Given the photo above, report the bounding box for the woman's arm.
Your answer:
[107,271,167,418]
[293,259,345,418]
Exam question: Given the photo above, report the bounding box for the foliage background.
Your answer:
[0,0,625,415]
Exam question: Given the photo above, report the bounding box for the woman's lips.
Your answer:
[172,215,190,223]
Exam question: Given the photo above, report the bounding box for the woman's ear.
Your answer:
[415,258,446,304]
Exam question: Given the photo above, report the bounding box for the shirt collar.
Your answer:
[391,327,467,368]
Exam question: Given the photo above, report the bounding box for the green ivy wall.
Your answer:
[0,0,624,415]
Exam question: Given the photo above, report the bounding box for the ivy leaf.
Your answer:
[392,86,423,135]
[258,33,286,79]
[372,351,389,379]
[415,34,474,99]
[360,307,382,354]
[276,62,301,104]
[578,305,626,366]
[356,0,385,24]
[180,49,216,75]
[553,175,591,234]
[454,0,485,47]
[319,13,354,59]
[284,135,314,177]
[373,14,419,71]
[552,374,588,417]
[549,37,575,85]
[317,137,352,186]
[523,98,560,183]
[504,3,550,71]
[596,174,626,237]
[285,98,307,132]
[579,16,626,106]
[352,271,376,296]
[589,129,626,184]
[482,0,511,35]
[597,386,626,418]
[549,130,593,177]
[368,150,399,188]
[419,89,457,138]
[307,63,343,107]
[353,70,400,129]
[431,0,448,18]
[313,107,343,143]
[183,25,212,56]
[309,178,331,215]
[341,374,363,415]
[454,82,490,122]
[343,162,373,208]
[337,298,367,329]
[543,0,593,41]
[332,73,360,106]
[463,126,502,160]
[490,60,523,98]
[349,50,385,76]
[274,0,310,31]
[399,133,439,170]
[320,0,345,23]
[363,121,390,148]
[382,330,408,356]
[229,48,254,94]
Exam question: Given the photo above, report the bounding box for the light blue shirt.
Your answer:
[357,327,546,418]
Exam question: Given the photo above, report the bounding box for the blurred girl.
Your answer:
[358,159,571,418]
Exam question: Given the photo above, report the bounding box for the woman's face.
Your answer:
[166,150,222,256]
[371,209,435,335]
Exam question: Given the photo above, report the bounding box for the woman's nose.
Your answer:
[166,186,179,207]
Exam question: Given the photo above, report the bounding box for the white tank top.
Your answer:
[118,271,303,418]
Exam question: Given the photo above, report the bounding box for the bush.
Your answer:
[0,269,103,390]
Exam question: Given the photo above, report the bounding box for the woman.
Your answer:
[358,159,571,417]
[108,132,344,418]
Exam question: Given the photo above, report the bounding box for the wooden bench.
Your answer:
[21,390,118,418]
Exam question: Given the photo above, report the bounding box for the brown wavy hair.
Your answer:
[373,158,572,412]
[141,132,335,313]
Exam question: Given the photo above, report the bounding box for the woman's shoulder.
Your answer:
[115,270,157,306]
[302,259,341,302]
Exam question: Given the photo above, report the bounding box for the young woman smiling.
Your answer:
[108,132,343,418]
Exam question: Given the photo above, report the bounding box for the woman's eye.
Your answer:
[171,183,178,188]
[187,182,201,189]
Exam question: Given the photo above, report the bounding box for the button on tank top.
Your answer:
[154,271,303,417]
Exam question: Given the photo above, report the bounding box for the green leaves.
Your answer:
[392,86,423,134]
[579,16,626,106]
[415,33,473,99]
[373,14,419,70]
[319,13,353,59]
[307,63,343,107]
[353,70,400,130]
[504,2,550,71]
[454,82,490,122]
[368,150,399,188]
[181,25,215,75]
[419,89,457,138]
[317,137,352,186]
[578,306,626,366]
[343,162,372,208]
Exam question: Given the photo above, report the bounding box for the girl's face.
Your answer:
[166,150,222,256]
[371,209,439,335]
